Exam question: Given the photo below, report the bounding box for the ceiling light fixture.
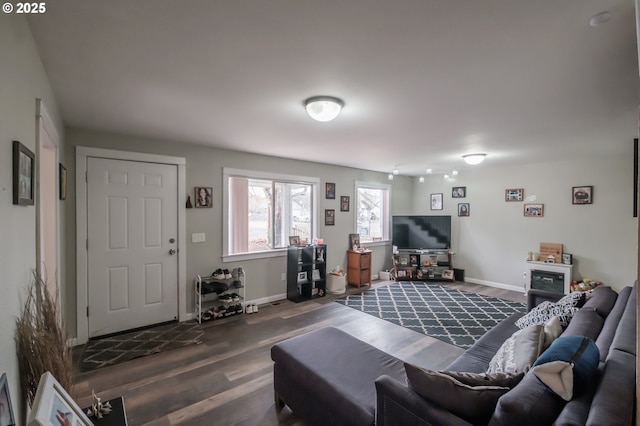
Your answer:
[589,11,611,27]
[388,173,394,181]
[452,170,458,176]
[304,96,344,122]
[393,168,399,175]
[462,153,487,165]
[419,176,425,183]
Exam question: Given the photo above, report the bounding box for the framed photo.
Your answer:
[13,140,35,206]
[442,269,454,280]
[312,269,321,280]
[340,196,350,212]
[430,193,443,210]
[325,182,336,199]
[505,188,523,202]
[289,236,300,246]
[572,186,593,204]
[325,209,335,226]
[297,271,307,283]
[409,255,418,266]
[59,164,67,201]
[524,203,544,217]
[562,253,573,265]
[194,187,213,208]
[27,372,93,426]
[0,373,16,426]
[458,203,470,216]
[452,186,466,198]
[349,233,360,250]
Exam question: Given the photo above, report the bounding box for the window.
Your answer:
[224,168,318,257]
[355,182,390,243]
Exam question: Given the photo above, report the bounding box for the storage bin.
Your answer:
[327,274,346,294]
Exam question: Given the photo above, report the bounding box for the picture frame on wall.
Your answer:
[430,193,443,210]
[0,373,16,426]
[452,186,466,198]
[325,209,335,226]
[505,188,523,202]
[572,186,593,204]
[194,187,213,208]
[325,183,336,199]
[27,372,93,426]
[13,140,35,206]
[340,196,350,212]
[524,203,544,217]
[59,164,67,201]
[458,203,470,216]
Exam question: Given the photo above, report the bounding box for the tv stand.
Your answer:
[391,249,454,282]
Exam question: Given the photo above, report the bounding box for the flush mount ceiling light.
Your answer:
[462,153,487,165]
[304,96,344,122]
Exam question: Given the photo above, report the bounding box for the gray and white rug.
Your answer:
[335,282,525,348]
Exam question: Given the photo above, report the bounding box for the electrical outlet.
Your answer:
[192,233,206,243]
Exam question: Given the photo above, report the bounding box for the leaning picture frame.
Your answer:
[289,236,300,246]
[13,140,35,206]
[27,372,93,426]
[0,373,16,426]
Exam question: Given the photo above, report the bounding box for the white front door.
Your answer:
[87,157,178,337]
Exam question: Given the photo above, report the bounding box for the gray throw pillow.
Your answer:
[487,324,545,374]
[441,370,524,388]
[405,363,515,425]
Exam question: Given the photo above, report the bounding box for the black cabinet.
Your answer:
[287,245,327,302]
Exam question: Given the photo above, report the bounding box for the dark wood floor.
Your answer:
[71,281,525,425]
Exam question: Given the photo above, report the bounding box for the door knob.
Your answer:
[169,249,176,255]
[169,238,176,243]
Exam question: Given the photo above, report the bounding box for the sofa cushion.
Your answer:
[596,286,631,361]
[561,308,604,341]
[531,336,599,401]
[587,349,636,426]
[581,285,618,317]
[542,316,562,349]
[489,373,566,426]
[609,283,637,356]
[405,363,520,425]
[487,324,545,374]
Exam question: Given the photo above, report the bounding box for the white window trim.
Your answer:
[354,180,392,244]
[222,167,320,262]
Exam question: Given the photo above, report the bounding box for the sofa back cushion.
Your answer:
[609,283,637,356]
[587,349,636,426]
[581,286,618,317]
[562,308,604,341]
[595,286,631,361]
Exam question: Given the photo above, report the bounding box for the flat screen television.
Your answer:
[392,215,451,250]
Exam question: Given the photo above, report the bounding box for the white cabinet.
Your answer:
[195,268,245,323]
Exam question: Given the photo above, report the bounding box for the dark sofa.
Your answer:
[270,283,636,425]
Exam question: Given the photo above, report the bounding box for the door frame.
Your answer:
[36,100,61,298]
[75,147,186,345]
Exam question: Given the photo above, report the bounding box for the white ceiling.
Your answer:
[27,0,639,176]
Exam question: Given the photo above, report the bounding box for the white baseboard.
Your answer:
[465,278,523,293]
[249,293,287,306]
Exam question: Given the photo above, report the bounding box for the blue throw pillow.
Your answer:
[532,335,599,400]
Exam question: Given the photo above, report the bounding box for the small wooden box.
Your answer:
[540,242,563,263]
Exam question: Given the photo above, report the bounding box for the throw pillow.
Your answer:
[442,370,525,388]
[487,324,545,374]
[515,300,578,329]
[556,292,587,309]
[532,335,599,401]
[543,316,563,349]
[404,363,515,425]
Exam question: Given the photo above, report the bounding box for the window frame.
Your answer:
[223,167,319,262]
[354,180,391,246]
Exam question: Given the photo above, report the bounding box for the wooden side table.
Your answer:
[347,250,372,288]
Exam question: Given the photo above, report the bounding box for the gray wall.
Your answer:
[64,127,406,335]
[412,153,638,292]
[1,15,65,424]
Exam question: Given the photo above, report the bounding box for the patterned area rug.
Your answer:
[335,282,525,348]
[80,321,204,372]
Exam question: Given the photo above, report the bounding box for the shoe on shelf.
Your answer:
[218,294,231,303]
[237,266,245,276]
[223,269,232,279]
[232,280,242,288]
[245,304,253,314]
[212,268,225,279]
[231,268,238,278]
[230,293,240,302]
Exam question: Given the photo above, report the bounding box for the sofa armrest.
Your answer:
[527,289,563,311]
[375,375,473,426]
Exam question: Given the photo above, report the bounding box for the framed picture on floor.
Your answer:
[27,372,93,426]
[0,373,16,426]
[442,269,454,280]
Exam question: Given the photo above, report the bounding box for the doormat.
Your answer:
[335,282,525,349]
[80,321,204,372]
